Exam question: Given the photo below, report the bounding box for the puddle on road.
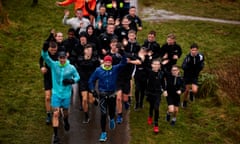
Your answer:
[141,8,240,24]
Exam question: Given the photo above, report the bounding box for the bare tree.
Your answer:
[0,0,10,26]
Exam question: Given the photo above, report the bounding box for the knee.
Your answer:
[53,110,59,118]
[175,109,179,113]
[82,98,88,104]
[45,96,51,102]
[192,88,198,94]
[168,106,174,113]
[116,97,122,103]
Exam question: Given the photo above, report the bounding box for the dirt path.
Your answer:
[56,84,130,144]
[141,8,240,25]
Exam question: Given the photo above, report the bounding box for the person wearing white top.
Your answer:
[62,8,90,33]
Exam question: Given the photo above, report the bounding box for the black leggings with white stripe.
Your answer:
[99,92,116,132]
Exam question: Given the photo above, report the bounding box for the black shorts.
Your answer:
[116,79,131,94]
[43,73,52,90]
[184,76,198,85]
[79,80,90,92]
[166,93,180,107]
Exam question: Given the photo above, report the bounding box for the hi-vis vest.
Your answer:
[106,2,124,8]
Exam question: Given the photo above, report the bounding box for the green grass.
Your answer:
[139,0,240,21]
[129,96,240,144]
[0,0,240,144]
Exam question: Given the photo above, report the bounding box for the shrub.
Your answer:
[212,57,240,104]
[197,72,219,98]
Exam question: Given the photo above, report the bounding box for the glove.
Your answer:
[62,79,74,85]
[42,41,49,52]
[90,90,98,98]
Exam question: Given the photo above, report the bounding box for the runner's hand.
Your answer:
[90,90,98,98]
[163,91,168,97]
[176,90,181,95]
[40,67,48,74]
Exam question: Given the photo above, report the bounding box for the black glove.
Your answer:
[90,90,98,98]
[42,41,49,52]
[62,79,75,85]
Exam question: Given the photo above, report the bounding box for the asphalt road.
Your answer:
[55,84,130,144]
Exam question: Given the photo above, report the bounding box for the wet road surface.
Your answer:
[142,8,240,25]
[56,84,130,144]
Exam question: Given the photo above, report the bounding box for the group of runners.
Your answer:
[39,1,204,143]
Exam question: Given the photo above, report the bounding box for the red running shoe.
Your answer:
[147,117,153,125]
[153,126,159,133]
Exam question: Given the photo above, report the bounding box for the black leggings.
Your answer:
[148,95,161,126]
[134,79,147,107]
[99,92,116,132]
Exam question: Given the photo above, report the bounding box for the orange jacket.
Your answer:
[59,0,96,17]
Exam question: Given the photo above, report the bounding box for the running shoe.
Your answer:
[170,120,176,126]
[116,115,123,124]
[53,135,59,144]
[109,119,115,130]
[46,113,52,125]
[153,126,159,133]
[134,104,139,111]
[82,117,90,124]
[64,121,70,131]
[99,132,107,142]
[147,117,153,125]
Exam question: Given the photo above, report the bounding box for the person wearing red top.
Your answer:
[56,0,96,24]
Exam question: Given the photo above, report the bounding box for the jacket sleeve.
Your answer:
[72,66,80,83]
[45,33,55,42]
[59,0,75,6]
[182,55,190,70]
[180,77,186,93]
[177,45,182,58]
[116,54,127,69]
[41,50,55,68]
[137,16,142,27]
[85,1,97,16]
[62,15,69,25]
[152,43,161,59]
[88,69,98,91]
[39,56,44,68]
[162,72,167,91]
[198,53,204,72]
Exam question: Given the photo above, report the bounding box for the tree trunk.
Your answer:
[0,0,10,26]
